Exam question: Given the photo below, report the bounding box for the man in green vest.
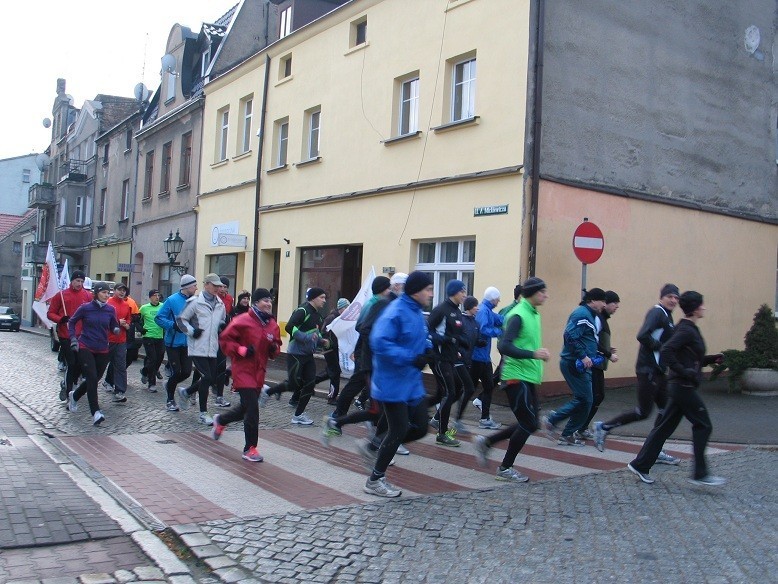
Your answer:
[139,289,165,391]
[472,277,550,482]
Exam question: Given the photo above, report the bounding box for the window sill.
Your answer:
[232,151,252,162]
[124,148,132,155]
[176,183,190,192]
[294,156,321,168]
[267,164,289,174]
[275,75,294,87]
[102,161,109,167]
[445,0,476,12]
[382,131,422,145]
[431,116,480,133]
[344,41,369,57]
[211,159,229,169]
[141,196,152,205]
[158,191,170,199]
[118,218,129,224]
[97,223,107,229]
[164,97,175,106]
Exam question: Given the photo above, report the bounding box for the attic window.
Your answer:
[350,17,367,47]
[280,7,292,39]
[202,44,211,78]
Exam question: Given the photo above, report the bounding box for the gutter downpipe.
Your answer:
[527,0,545,277]
[252,53,272,290]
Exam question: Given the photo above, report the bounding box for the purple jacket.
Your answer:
[68,301,120,353]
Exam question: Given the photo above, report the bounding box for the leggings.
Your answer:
[431,361,462,434]
[61,340,81,393]
[218,388,260,452]
[187,356,217,412]
[470,360,496,420]
[603,371,667,430]
[372,398,428,477]
[454,363,477,421]
[141,338,166,387]
[287,354,317,416]
[332,368,369,417]
[73,350,110,416]
[165,346,192,402]
[485,381,539,468]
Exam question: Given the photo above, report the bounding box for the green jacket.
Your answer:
[501,298,544,385]
[139,303,163,339]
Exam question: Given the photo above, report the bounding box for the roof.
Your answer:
[0,210,35,239]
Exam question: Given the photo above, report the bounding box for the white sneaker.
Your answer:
[396,444,410,455]
[93,411,105,426]
[363,476,401,498]
[67,390,78,413]
[472,398,482,412]
[688,475,726,486]
[291,413,314,425]
[101,380,114,392]
[198,412,213,426]
[177,387,191,410]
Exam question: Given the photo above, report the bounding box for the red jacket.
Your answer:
[107,296,133,343]
[219,309,282,391]
[47,286,92,339]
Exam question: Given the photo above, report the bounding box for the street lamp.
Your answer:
[163,229,188,275]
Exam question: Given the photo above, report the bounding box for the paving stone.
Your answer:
[130,567,163,581]
[78,575,115,584]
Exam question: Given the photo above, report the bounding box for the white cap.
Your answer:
[83,277,93,290]
[484,287,501,302]
[390,272,408,285]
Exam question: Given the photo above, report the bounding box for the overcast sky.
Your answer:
[1,1,235,161]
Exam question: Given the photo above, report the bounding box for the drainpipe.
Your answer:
[527,0,545,277]
[252,53,271,290]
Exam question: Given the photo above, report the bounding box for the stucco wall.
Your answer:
[0,155,40,215]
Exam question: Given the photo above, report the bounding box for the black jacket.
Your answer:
[595,312,613,371]
[428,298,469,363]
[660,319,718,388]
[459,313,482,367]
[635,304,675,375]
[354,293,395,372]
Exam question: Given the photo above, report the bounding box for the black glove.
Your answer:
[476,338,488,348]
[413,353,431,369]
[174,322,186,334]
[192,328,204,339]
[445,336,458,345]
[268,344,278,358]
[218,322,227,333]
[244,345,255,357]
[60,316,69,325]
[139,327,147,336]
[70,339,79,352]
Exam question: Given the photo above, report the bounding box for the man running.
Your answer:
[139,290,165,391]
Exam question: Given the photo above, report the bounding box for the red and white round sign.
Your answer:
[572,221,604,264]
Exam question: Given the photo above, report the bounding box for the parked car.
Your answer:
[0,306,21,332]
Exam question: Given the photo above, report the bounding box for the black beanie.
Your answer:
[252,288,272,303]
[584,287,606,302]
[520,277,546,298]
[604,290,620,304]
[660,283,680,298]
[371,276,391,295]
[463,296,479,311]
[679,291,703,316]
[71,270,86,281]
[404,271,433,296]
[306,287,326,301]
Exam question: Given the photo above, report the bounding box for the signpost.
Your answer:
[572,218,604,299]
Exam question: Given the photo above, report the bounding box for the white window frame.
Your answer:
[99,188,107,225]
[452,57,477,122]
[58,200,67,226]
[74,196,85,226]
[121,180,130,220]
[415,238,476,307]
[166,71,176,102]
[22,169,31,183]
[218,108,230,161]
[306,108,321,160]
[201,44,211,78]
[241,98,253,154]
[276,119,289,167]
[399,77,420,135]
[280,7,292,38]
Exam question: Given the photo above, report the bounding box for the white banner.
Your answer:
[32,242,60,328]
[327,267,375,375]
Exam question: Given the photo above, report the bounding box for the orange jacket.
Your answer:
[107,296,133,343]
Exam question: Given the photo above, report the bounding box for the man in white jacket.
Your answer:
[176,273,227,425]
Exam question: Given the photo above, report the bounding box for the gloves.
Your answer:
[174,322,186,334]
[237,345,255,358]
[139,327,147,336]
[413,353,431,369]
[476,338,488,348]
[192,328,204,339]
[60,315,70,325]
[218,322,227,333]
[268,344,279,358]
[70,339,79,352]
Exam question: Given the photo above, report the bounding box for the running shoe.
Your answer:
[479,417,502,430]
[363,476,401,498]
[198,412,214,426]
[211,414,225,440]
[656,451,680,465]
[166,400,179,412]
[688,475,726,486]
[141,374,148,385]
[428,417,440,431]
[473,435,490,467]
[147,385,158,393]
[593,421,607,452]
[102,380,114,392]
[472,398,483,412]
[214,396,231,408]
[541,413,559,443]
[496,467,529,483]
[578,429,595,440]
[113,392,127,403]
[93,411,105,426]
[436,433,461,447]
[320,415,342,446]
[259,385,270,408]
[396,444,410,456]
[67,390,78,413]
[288,398,298,408]
[156,371,163,380]
[59,382,67,402]
[242,447,264,462]
[291,413,314,425]
[557,434,585,447]
[453,419,470,435]
[177,387,191,410]
[627,463,655,484]
[356,439,379,470]
[354,399,365,411]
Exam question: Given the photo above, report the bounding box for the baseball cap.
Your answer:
[148,289,160,297]
[204,273,225,286]
[93,282,111,294]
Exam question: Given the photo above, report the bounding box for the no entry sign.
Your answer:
[573,221,604,264]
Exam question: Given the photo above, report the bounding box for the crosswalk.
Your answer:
[60,425,739,528]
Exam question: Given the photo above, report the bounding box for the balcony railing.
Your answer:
[28,183,56,208]
[58,158,89,182]
[23,242,48,264]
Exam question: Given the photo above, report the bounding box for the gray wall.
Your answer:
[539,0,777,220]
[0,155,40,215]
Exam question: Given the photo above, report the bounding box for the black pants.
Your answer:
[165,346,192,402]
[470,360,496,420]
[219,388,260,452]
[604,371,667,430]
[142,338,165,387]
[60,339,81,393]
[73,350,110,416]
[631,383,712,479]
[333,368,369,418]
[287,354,317,416]
[323,349,341,401]
[215,348,228,397]
[485,381,539,469]
[454,363,477,421]
[187,356,217,412]
[336,396,381,430]
[431,360,462,434]
[372,398,428,477]
[585,368,607,429]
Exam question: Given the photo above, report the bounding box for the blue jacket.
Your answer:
[560,304,600,362]
[369,293,429,403]
[155,291,189,348]
[472,299,504,363]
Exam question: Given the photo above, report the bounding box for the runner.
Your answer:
[104,283,133,403]
[471,286,504,424]
[138,290,165,391]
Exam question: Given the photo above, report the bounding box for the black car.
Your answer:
[0,306,21,332]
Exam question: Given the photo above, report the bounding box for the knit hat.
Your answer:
[604,290,620,304]
[463,296,479,311]
[220,276,230,287]
[520,277,546,298]
[93,282,111,294]
[584,287,607,302]
[337,298,350,310]
[404,271,433,296]
[679,291,704,316]
[446,279,466,297]
[483,287,501,302]
[237,290,251,302]
[306,287,326,301]
[371,276,391,295]
[390,272,408,286]
[71,270,86,282]
[179,274,197,288]
[252,288,272,303]
[660,283,680,298]
[204,273,224,286]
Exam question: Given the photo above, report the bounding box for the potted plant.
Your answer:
[711,304,778,394]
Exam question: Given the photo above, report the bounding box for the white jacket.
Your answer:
[176,292,226,358]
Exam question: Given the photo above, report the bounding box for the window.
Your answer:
[241,97,253,154]
[99,188,107,225]
[399,77,420,135]
[201,44,211,78]
[58,200,67,226]
[102,143,110,164]
[273,117,289,167]
[218,108,229,161]
[179,132,192,186]
[22,169,31,183]
[120,180,130,220]
[305,107,321,160]
[415,238,476,308]
[158,264,173,300]
[208,254,237,296]
[125,129,133,151]
[161,141,172,193]
[143,151,154,198]
[87,135,96,159]
[166,71,176,102]
[280,54,292,79]
[350,17,367,47]
[75,196,85,225]
[279,7,292,38]
[12,241,21,254]
[452,57,477,121]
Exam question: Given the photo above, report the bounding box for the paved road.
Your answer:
[1,330,776,583]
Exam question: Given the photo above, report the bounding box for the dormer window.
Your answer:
[280,7,292,38]
[201,44,211,78]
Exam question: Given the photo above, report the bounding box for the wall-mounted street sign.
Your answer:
[474,204,508,217]
[117,263,134,272]
[217,234,248,248]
